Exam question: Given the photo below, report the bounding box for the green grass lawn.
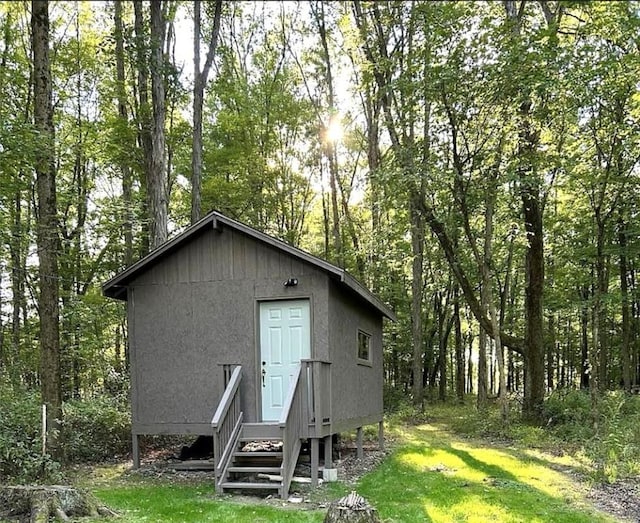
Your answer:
[86,414,618,523]
[92,483,323,522]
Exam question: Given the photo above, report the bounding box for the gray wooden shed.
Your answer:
[102,211,395,497]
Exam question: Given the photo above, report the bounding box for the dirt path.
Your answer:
[588,480,640,522]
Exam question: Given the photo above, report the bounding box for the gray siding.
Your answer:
[327,282,384,432]
[129,227,330,434]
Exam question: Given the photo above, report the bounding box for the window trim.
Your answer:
[357,329,372,366]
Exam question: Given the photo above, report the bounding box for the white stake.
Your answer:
[42,404,47,456]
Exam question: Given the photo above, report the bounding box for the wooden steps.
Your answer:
[218,422,287,496]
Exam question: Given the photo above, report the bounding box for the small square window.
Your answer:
[357,330,371,364]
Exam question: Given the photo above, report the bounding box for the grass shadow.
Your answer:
[355,431,614,523]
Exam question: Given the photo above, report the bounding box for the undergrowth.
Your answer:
[0,384,131,483]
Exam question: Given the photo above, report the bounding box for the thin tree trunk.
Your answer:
[478,325,488,410]
[148,0,168,249]
[133,1,152,255]
[10,190,25,386]
[483,185,507,422]
[454,288,465,403]
[191,0,222,224]
[114,0,134,267]
[410,197,425,407]
[580,285,590,389]
[547,313,555,390]
[31,0,61,457]
[467,331,474,394]
[595,219,609,390]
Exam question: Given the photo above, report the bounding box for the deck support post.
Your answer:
[132,433,140,469]
[378,420,384,451]
[311,438,319,487]
[356,427,363,459]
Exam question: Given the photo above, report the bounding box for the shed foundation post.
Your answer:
[323,435,333,469]
[311,438,319,487]
[356,427,363,459]
[132,433,140,469]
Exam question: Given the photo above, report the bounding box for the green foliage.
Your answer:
[0,386,61,483]
[0,384,131,482]
[61,395,131,463]
[585,392,640,482]
[543,390,640,481]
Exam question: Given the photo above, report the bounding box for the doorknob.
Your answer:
[262,368,266,387]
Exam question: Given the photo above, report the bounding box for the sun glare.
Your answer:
[326,115,343,143]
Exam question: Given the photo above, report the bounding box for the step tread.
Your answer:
[221,481,281,490]
[228,466,282,473]
[234,451,283,458]
[239,436,282,441]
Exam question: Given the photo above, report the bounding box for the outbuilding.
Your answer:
[102,211,395,498]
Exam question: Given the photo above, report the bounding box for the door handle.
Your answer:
[262,368,266,387]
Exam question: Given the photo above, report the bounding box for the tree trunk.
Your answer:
[481,166,507,420]
[114,0,134,267]
[191,0,222,224]
[454,288,465,403]
[521,187,545,420]
[410,197,425,407]
[467,331,474,394]
[595,219,609,390]
[580,284,590,389]
[148,0,168,249]
[324,492,380,523]
[547,313,555,391]
[620,220,632,391]
[0,485,116,523]
[10,189,25,386]
[133,2,151,255]
[477,325,488,410]
[31,0,62,458]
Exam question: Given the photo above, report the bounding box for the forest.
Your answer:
[1,0,640,497]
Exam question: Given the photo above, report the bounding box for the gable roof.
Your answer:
[102,211,396,321]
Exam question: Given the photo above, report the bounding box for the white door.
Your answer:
[260,299,311,421]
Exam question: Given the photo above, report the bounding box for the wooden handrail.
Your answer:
[279,365,302,427]
[279,364,304,498]
[211,365,243,492]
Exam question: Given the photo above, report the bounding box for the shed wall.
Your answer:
[129,226,329,434]
[327,282,384,433]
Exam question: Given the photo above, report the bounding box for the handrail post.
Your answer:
[211,365,243,492]
[313,362,322,435]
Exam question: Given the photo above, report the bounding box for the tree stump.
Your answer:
[0,485,117,523]
[323,491,381,523]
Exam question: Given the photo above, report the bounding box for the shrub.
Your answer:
[61,394,131,463]
[0,386,60,483]
[0,384,131,483]
[542,389,640,482]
